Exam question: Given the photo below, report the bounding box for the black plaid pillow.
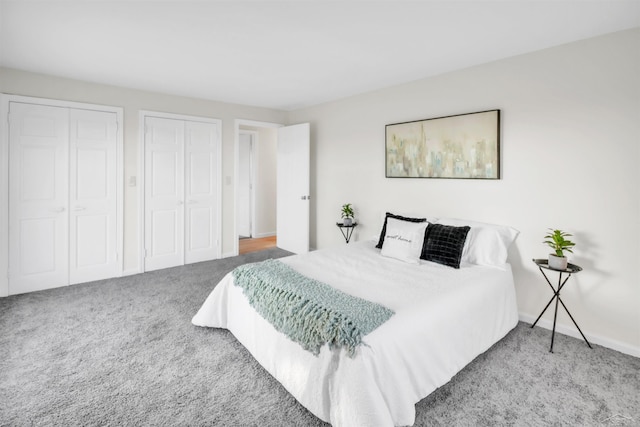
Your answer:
[420,223,471,269]
[376,212,427,249]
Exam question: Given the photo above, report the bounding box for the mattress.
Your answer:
[192,240,518,426]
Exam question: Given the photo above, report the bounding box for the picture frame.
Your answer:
[385,109,500,179]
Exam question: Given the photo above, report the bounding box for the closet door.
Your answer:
[8,103,70,294]
[69,109,119,284]
[143,115,220,271]
[144,117,185,271]
[185,120,220,263]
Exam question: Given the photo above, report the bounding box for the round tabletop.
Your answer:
[532,258,582,273]
[336,222,358,228]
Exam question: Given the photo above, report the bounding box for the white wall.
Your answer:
[253,127,278,237]
[289,28,640,355]
[1,29,638,356]
[239,125,278,238]
[0,67,288,273]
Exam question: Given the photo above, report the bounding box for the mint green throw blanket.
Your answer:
[232,259,394,357]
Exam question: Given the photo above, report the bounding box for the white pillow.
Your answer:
[435,218,519,267]
[380,218,428,264]
[374,211,432,247]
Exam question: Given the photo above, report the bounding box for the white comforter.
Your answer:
[192,241,518,426]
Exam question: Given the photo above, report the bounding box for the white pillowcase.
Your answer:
[380,218,428,264]
[435,218,519,267]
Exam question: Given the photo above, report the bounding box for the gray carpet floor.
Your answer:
[1,248,638,427]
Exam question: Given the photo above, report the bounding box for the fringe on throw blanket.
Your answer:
[232,259,394,357]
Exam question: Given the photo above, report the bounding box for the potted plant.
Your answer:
[341,203,355,226]
[543,228,575,270]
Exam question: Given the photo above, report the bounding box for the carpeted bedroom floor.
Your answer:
[1,248,638,426]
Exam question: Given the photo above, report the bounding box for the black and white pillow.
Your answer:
[380,218,428,264]
[376,212,427,249]
[420,223,471,269]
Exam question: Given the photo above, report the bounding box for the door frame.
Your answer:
[138,110,222,272]
[0,94,124,297]
[238,130,257,239]
[233,119,283,257]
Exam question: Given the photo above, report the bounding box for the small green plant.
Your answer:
[341,203,354,219]
[543,229,575,257]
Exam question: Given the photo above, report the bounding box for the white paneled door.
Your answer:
[9,103,69,293]
[184,121,220,264]
[143,115,220,271]
[144,117,185,271]
[69,109,119,284]
[8,101,120,294]
[276,123,310,254]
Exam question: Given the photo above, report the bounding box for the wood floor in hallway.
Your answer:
[239,236,277,255]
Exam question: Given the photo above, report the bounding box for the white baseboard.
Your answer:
[222,251,237,259]
[254,231,276,238]
[519,312,640,358]
[122,268,142,277]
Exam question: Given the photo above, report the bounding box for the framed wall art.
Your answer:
[385,109,500,179]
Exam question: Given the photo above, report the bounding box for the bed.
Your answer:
[193,216,519,426]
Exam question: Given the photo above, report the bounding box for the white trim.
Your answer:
[234,119,284,257]
[121,268,141,277]
[254,231,276,238]
[0,98,9,297]
[239,130,258,238]
[0,94,124,297]
[139,110,222,272]
[215,120,223,261]
[137,112,146,274]
[139,110,221,124]
[519,312,640,358]
[115,108,125,287]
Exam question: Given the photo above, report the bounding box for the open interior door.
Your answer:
[277,123,310,254]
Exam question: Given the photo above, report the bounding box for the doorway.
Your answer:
[237,130,256,239]
[234,119,310,256]
[234,120,280,255]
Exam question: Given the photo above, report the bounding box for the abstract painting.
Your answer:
[385,110,500,179]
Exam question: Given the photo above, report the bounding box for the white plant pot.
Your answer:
[342,218,353,226]
[548,254,568,270]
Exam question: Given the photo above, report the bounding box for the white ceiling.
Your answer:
[1,1,638,111]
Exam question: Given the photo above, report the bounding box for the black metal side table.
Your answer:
[531,258,592,352]
[336,222,357,243]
